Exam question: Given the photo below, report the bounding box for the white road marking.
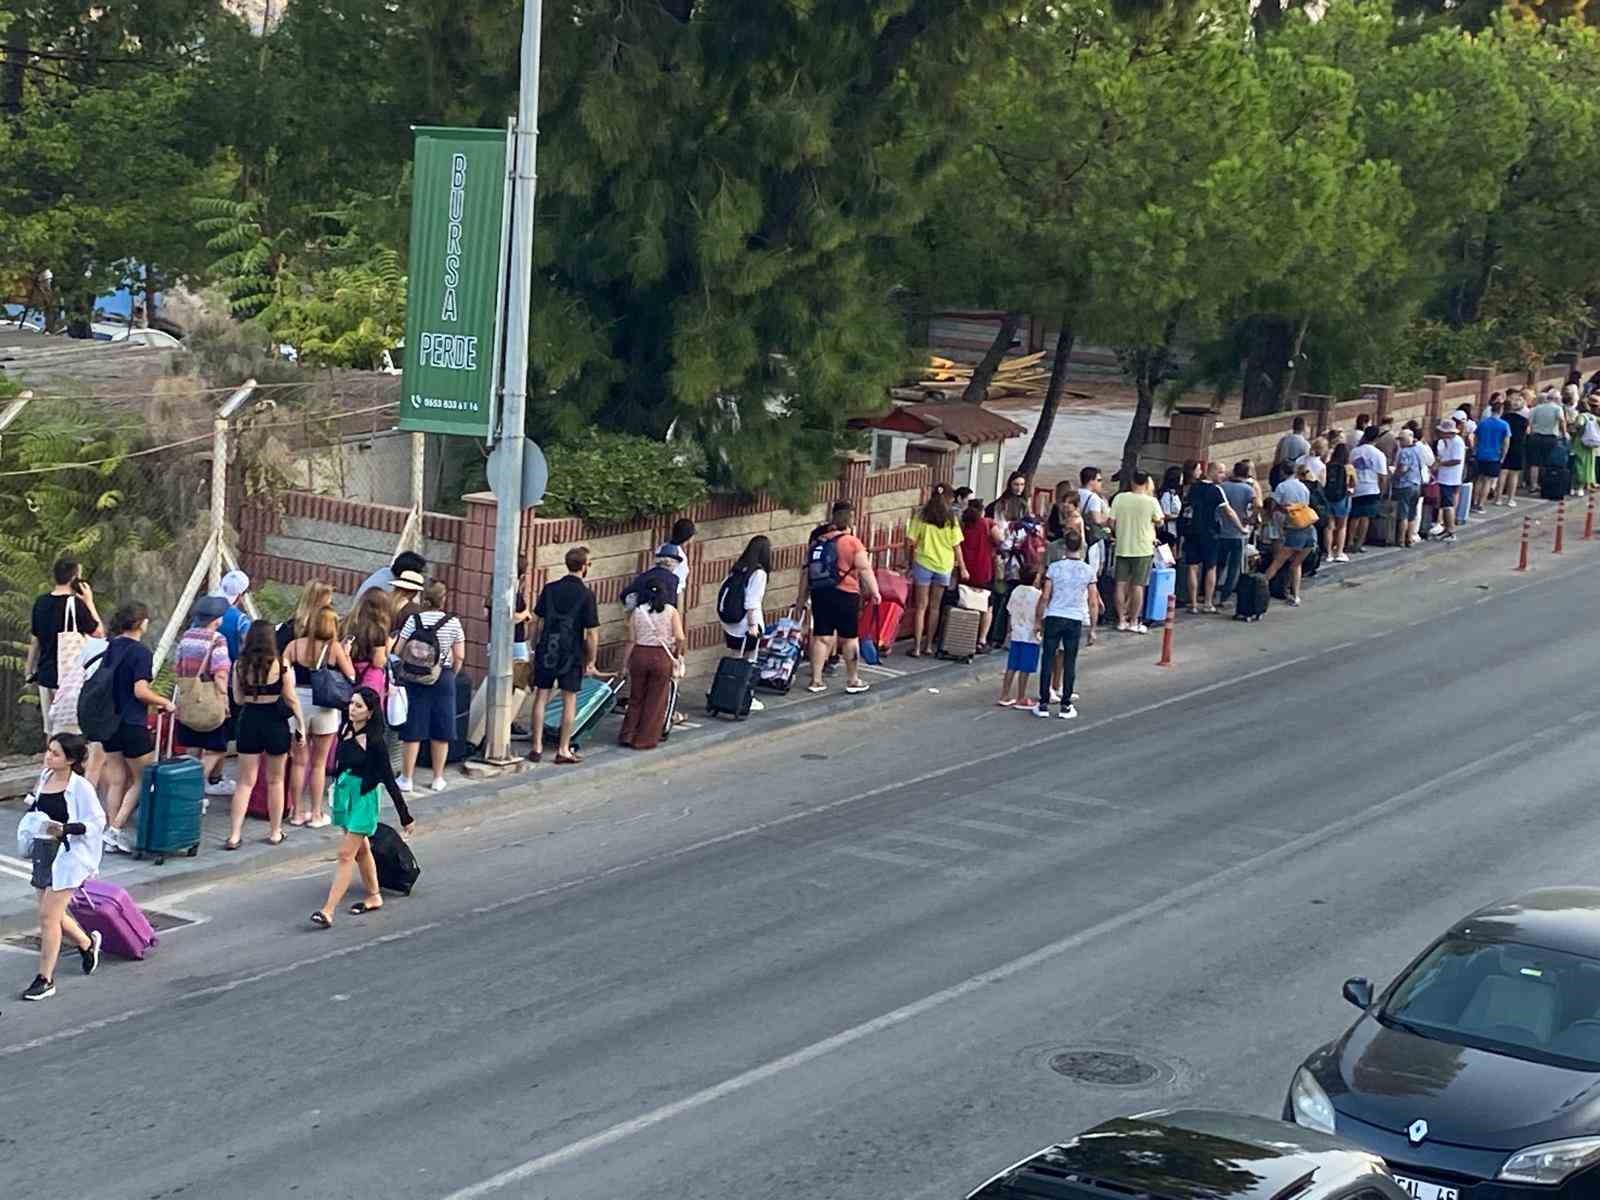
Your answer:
[977,802,1093,825]
[434,717,1589,1199]
[879,831,986,854]
[931,816,1036,838]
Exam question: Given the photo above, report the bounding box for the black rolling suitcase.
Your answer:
[371,822,421,895]
[706,655,756,720]
[1234,573,1270,621]
[1542,466,1572,501]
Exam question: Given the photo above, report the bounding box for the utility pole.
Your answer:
[484,0,544,763]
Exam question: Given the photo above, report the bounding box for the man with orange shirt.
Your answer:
[798,501,881,696]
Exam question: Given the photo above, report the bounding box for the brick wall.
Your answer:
[240,457,931,683]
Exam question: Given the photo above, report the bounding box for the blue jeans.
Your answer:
[1038,617,1083,708]
[1214,539,1246,601]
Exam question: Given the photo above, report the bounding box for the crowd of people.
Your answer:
[19,381,1578,1001]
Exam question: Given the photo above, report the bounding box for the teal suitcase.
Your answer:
[136,715,204,864]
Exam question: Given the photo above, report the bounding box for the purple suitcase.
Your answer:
[70,880,158,960]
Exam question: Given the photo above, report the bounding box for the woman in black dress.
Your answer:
[1502,390,1529,506]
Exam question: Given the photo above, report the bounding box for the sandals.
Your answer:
[309,911,332,930]
[806,683,827,694]
[266,832,287,846]
[349,901,383,915]
[554,752,583,765]
[222,839,241,852]
[845,682,870,695]
[527,750,542,763]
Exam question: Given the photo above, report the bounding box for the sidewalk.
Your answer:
[0,492,1555,937]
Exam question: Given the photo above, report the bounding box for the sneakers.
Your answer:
[1057,704,1079,720]
[396,775,414,793]
[1507,499,1518,508]
[309,814,332,829]
[1049,688,1062,703]
[1033,704,1051,718]
[1131,623,1149,635]
[1428,523,1445,538]
[1116,621,1131,633]
[430,777,448,793]
[1333,553,1350,564]
[21,975,54,1001]
[80,930,101,976]
[1288,596,1301,607]
[748,697,766,712]
[105,827,131,855]
[204,778,236,796]
[1070,692,1080,702]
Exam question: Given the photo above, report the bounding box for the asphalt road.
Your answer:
[4,522,1598,1200]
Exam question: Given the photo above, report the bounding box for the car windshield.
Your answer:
[1381,937,1600,1070]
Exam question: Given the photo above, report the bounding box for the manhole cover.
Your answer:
[1049,1049,1161,1086]
[3,907,196,953]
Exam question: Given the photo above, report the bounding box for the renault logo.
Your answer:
[1408,1119,1429,1146]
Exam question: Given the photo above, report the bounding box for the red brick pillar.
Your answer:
[1423,375,1447,430]
[1168,407,1214,470]
[1359,385,1394,425]
[455,493,499,677]
[1464,366,1493,413]
[1301,394,1335,436]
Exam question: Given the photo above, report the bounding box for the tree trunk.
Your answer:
[1017,318,1074,482]
[1119,316,1180,487]
[2,16,27,118]
[962,312,1021,404]
[1239,315,1295,419]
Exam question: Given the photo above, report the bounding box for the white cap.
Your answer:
[220,569,250,601]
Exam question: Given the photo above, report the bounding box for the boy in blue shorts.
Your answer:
[996,564,1042,708]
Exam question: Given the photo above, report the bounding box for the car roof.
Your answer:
[973,1109,1386,1199]
[1456,887,1600,959]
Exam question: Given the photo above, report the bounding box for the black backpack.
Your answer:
[535,591,582,676]
[77,649,121,743]
[807,534,842,591]
[1324,464,1349,503]
[717,567,753,625]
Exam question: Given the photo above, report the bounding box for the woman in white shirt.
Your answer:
[719,536,771,714]
[618,577,686,751]
[19,732,105,1001]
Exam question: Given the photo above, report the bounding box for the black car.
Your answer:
[967,1108,1407,1198]
[1286,887,1600,1199]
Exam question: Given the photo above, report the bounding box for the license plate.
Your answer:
[1392,1175,1459,1200]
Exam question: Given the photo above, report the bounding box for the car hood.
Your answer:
[1324,1016,1600,1149]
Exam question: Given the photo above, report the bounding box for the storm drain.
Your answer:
[1049,1049,1162,1087]
[3,907,197,953]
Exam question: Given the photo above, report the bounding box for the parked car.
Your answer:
[1286,887,1600,1199]
[967,1109,1406,1199]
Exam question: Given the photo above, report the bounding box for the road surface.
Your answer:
[3,522,1595,1200]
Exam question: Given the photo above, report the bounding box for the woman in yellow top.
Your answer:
[906,492,965,657]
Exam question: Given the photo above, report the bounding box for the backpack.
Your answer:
[396,614,450,686]
[534,592,582,677]
[806,534,842,591]
[1324,464,1348,503]
[717,567,753,625]
[77,648,121,743]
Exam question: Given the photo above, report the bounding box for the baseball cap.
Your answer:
[190,595,229,625]
[220,569,250,601]
[654,543,684,562]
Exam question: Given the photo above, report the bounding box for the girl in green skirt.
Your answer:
[310,687,415,928]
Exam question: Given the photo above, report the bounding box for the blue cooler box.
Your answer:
[1144,564,1176,623]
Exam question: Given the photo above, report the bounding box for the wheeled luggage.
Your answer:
[370,822,420,895]
[542,675,616,749]
[755,611,805,693]
[248,767,272,819]
[1542,465,1572,501]
[706,655,757,720]
[136,715,203,864]
[1365,499,1399,546]
[938,603,983,662]
[1096,573,1119,626]
[70,880,158,959]
[1233,573,1270,621]
[873,599,905,652]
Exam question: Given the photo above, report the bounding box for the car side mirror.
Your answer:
[1343,977,1374,1010]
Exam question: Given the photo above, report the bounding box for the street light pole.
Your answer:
[485,0,544,763]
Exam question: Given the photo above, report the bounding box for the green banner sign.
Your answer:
[399,127,509,437]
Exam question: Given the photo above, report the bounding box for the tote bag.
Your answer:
[48,607,98,736]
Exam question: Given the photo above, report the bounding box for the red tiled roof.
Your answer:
[856,402,1026,446]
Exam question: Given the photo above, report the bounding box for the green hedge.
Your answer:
[539,432,707,525]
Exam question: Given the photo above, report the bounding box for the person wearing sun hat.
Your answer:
[388,567,426,635]
[1433,416,1465,543]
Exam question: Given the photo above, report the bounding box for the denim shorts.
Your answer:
[1329,495,1351,519]
[910,561,952,588]
[1392,486,1420,521]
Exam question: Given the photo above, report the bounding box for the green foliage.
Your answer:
[539,433,708,526]
[264,249,406,370]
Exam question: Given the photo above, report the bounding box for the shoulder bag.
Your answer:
[309,640,353,711]
[174,633,228,732]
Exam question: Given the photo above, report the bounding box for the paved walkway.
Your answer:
[0,492,1558,935]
